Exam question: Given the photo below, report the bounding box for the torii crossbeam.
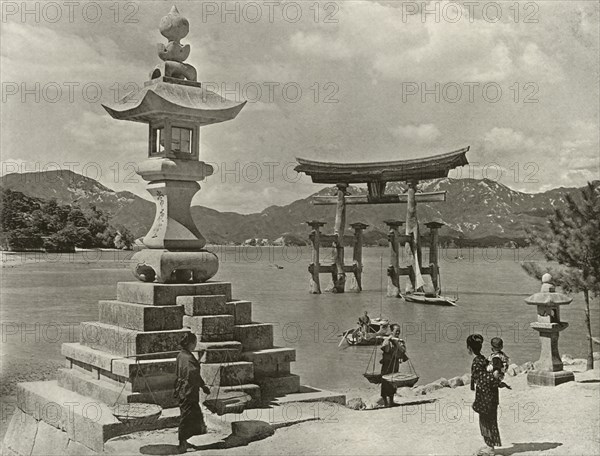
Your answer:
[295,146,469,295]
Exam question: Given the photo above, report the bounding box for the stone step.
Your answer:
[225,300,252,325]
[217,383,261,407]
[198,348,240,363]
[178,294,227,316]
[203,391,252,416]
[62,343,178,379]
[57,368,178,409]
[196,341,242,363]
[233,323,274,351]
[80,321,189,356]
[255,373,300,399]
[15,381,179,452]
[268,385,347,406]
[240,347,296,378]
[201,361,254,387]
[117,281,232,305]
[183,315,234,342]
[98,300,183,331]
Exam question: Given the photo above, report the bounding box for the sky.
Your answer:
[1,1,599,213]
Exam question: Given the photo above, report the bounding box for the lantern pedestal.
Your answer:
[527,369,575,387]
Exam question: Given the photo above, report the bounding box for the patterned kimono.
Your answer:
[174,349,207,442]
[471,354,502,447]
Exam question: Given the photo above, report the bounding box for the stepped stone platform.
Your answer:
[3,280,346,454]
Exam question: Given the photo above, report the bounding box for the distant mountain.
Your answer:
[0,170,590,245]
[0,170,154,237]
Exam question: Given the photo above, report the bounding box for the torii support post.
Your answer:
[384,220,404,297]
[350,222,369,291]
[332,183,348,293]
[307,220,326,294]
[425,221,445,294]
[405,180,422,292]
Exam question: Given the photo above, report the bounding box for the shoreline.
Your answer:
[104,363,599,455]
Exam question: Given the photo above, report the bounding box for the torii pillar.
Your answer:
[332,183,348,293]
[404,180,423,292]
[425,220,445,294]
[350,222,369,291]
[307,220,326,294]
[384,220,405,297]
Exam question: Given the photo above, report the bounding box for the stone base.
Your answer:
[57,368,178,409]
[233,323,274,351]
[131,249,219,284]
[79,321,189,356]
[13,381,180,453]
[201,362,254,386]
[117,281,232,305]
[255,374,301,399]
[241,347,295,377]
[98,300,183,331]
[527,370,575,386]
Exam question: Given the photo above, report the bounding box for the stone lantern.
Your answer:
[525,273,575,386]
[102,5,245,283]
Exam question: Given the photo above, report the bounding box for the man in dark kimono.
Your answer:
[380,324,407,407]
[174,333,211,453]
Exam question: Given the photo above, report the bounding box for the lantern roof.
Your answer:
[102,80,246,125]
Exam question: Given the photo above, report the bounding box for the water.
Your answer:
[1,247,598,402]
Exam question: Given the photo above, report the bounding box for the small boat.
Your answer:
[341,317,392,345]
[402,292,457,306]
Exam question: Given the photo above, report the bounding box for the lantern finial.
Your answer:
[156,5,196,81]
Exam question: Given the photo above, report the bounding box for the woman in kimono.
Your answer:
[467,334,502,456]
[380,324,408,407]
[174,333,211,453]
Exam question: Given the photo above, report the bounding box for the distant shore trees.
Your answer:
[522,181,600,370]
[0,189,134,252]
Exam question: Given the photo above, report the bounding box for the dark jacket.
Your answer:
[174,349,206,402]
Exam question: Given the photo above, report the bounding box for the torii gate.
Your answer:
[295,147,469,294]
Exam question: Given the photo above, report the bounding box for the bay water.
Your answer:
[1,246,598,432]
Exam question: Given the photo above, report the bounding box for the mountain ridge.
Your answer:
[1,170,589,245]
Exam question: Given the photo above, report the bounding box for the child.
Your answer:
[487,337,510,376]
[487,337,511,389]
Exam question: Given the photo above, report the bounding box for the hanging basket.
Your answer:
[363,373,382,384]
[381,372,419,388]
[110,403,162,424]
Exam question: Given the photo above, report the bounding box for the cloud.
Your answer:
[390,124,441,144]
[286,2,573,86]
[518,43,564,84]
[0,22,140,85]
[289,31,353,61]
[479,121,599,191]
[483,127,536,151]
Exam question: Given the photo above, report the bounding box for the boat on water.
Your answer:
[341,317,392,345]
[401,292,457,306]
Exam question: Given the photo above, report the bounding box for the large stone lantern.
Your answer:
[103,6,245,283]
[525,273,575,386]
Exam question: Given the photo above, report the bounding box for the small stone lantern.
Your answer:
[525,273,575,386]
